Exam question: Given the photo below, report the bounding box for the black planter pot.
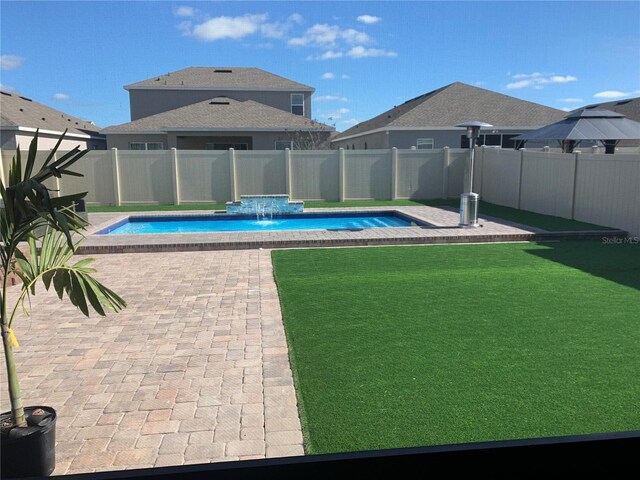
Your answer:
[0,406,57,478]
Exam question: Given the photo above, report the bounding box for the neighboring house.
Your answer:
[331,82,566,150]
[102,96,334,150]
[0,90,105,150]
[124,67,315,121]
[572,97,640,148]
[105,66,333,150]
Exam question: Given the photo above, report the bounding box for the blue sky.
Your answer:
[1,1,639,131]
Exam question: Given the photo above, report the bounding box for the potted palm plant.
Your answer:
[1,131,126,478]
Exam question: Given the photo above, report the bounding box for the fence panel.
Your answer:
[520,151,575,219]
[60,151,115,205]
[574,154,640,235]
[396,150,445,199]
[289,150,340,201]
[235,151,286,196]
[344,150,392,200]
[480,148,521,208]
[446,149,469,198]
[117,150,173,204]
[177,150,231,203]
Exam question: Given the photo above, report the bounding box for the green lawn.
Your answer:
[88,199,612,231]
[272,241,640,454]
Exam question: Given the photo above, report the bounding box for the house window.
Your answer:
[484,134,501,146]
[275,141,293,150]
[291,94,304,116]
[416,138,434,149]
[205,143,248,150]
[130,142,164,150]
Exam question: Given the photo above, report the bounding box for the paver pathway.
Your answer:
[0,249,303,474]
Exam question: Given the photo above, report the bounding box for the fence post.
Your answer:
[53,152,61,197]
[284,148,292,198]
[517,148,525,209]
[570,151,580,220]
[442,147,450,198]
[229,148,237,202]
[391,147,398,200]
[339,148,346,202]
[475,146,484,197]
[0,152,5,185]
[171,148,180,205]
[111,148,121,207]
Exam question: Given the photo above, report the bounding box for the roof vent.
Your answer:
[209,100,230,105]
[19,96,32,102]
[42,117,46,121]
[19,108,23,112]
[214,69,233,73]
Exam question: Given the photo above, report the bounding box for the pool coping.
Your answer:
[79,206,628,254]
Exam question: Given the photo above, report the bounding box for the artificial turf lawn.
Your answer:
[271,241,640,454]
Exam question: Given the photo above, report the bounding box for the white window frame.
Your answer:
[274,140,294,150]
[129,142,164,150]
[416,138,434,149]
[291,94,304,116]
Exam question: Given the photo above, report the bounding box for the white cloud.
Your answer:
[593,89,640,99]
[321,72,336,80]
[341,74,350,79]
[559,98,584,103]
[175,6,196,17]
[307,50,344,61]
[315,95,349,102]
[346,46,397,58]
[560,107,573,112]
[53,93,69,100]
[321,107,351,120]
[0,84,19,94]
[188,14,268,41]
[506,72,577,89]
[289,24,371,48]
[288,13,304,24]
[341,118,359,127]
[1,55,25,71]
[357,15,381,24]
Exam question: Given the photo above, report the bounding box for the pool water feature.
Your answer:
[97,211,430,235]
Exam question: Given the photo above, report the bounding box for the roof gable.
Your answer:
[125,67,314,92]
[102,97,334,133]
[335,82,566,139]
[0,91,102,136]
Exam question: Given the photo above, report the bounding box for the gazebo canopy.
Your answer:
[513,109,640,142]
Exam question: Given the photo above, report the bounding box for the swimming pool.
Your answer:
[97,211,430,235]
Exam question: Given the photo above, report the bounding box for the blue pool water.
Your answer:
[98,212,427,235]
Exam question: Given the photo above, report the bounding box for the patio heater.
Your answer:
[456,121,493,227]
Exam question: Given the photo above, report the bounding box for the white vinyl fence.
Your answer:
[475,147,640,236]
[2,146,638,235]
[1,147,467,205]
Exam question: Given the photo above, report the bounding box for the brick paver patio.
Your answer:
[0,249,303,475]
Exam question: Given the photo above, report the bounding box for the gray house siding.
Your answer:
[332,131,388,150]
[107,130,333,151]
[129,89,312,121]
[333,128,537,150]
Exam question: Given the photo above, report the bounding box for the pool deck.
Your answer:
[81,206,625,254]
[1,207,625,475]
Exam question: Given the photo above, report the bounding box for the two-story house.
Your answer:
[102,67,334,150]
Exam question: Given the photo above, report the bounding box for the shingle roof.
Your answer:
[574,97,640,123]
[334,82,566,139]
[0,91,102,136]
[124,67,314,92]
[101,97,334,133]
